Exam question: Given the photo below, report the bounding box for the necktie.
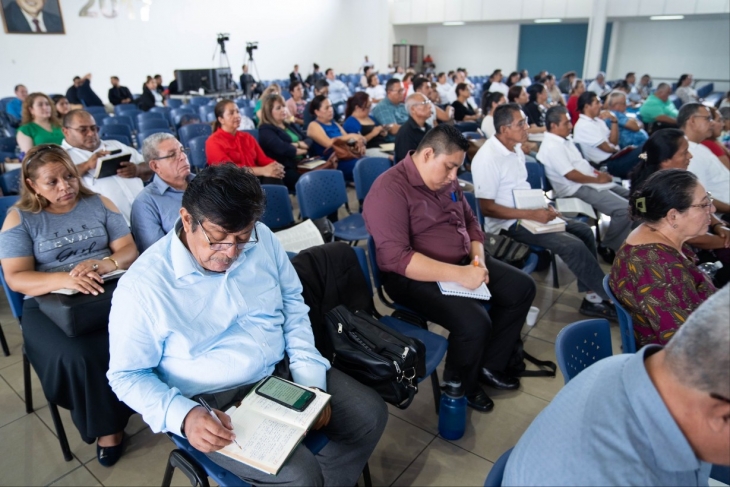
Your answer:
[33,19,41,32]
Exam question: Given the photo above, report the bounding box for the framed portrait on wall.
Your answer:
[1,0,66,34]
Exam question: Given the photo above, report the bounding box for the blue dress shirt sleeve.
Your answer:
[130,191,167,253]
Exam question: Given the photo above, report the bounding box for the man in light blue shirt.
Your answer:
[6,84,27,120]
[371,79,409,142]
[108,164,387,486]
[504,287,730,486]
[324,68,350,119]
[131,133,194,253]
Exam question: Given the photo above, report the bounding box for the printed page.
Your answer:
[219,410,303,475]
[512,189,547,209]
[273,220,325,253]
[556,198,597,219]
[233,383,330,429]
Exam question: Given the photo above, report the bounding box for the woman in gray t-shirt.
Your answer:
[0,145,139,467]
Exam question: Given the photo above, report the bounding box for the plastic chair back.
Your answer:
[555,319,612,384]
[166,98,183,109]
[454,121,478,133]
[462,131,484,140]
[295,170,347,220]
[367,236,384,295]
[0,264,24,321]
[697,83,714,99]
[261,184,294,230]
[463,191,484,227]
[602,275,637,353]
[138,119,170,133]
[0,195,19,220]
[114,104,138,116]
[100,123,133,141]
[0,137,16,152]
[137,111,166,124]
[85,106,107,118]
[188,97,210,107]
[242,129,258,141]
[0,169,21,195]
[170,108,197,127]
[103,115,135,133]
[138,128,174,147]
[178,123,212,148]
[525,161,545,191]
[484,447,513,487]
[353,157,391,209]
[102,133,132,146]
[352,246,373,291]
[187,135,209,172]
[198,104,215,121]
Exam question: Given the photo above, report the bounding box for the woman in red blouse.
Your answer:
[206,100,285,182]
[609,169,716,347]
[566,79,585,125]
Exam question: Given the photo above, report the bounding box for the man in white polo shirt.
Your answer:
[538,106,631,263]
[61,109,152,225]
[678,103,730,217]
[573,91,642,179]
[472,103,616,320]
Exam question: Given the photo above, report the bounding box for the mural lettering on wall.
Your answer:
[78,0,151,21]
[1,0,66,34]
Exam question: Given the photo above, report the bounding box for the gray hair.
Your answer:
[677,102,704,129]
[545,105,568,132]
[607,91,626,108]
[405,93,427,113]
[142,132,178,163]
[655,82,671,92]
[665,286,730,397]
[596,71,606,79]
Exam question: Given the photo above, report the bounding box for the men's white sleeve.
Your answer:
[540,143,574,177]
[575,121,606,148]
[472,149,500,200]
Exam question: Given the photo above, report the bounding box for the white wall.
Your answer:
[0,0,390,102]
[424,23,520,75]
[608,18,730,88]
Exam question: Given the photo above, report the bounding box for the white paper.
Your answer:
[584,182,616,191]
[519,217,566,234]
[556,198,597,219]
[379,143,395,151]
[51,270,126,295]
[438,281,492,300]
[273,220,324,254]
[513,189,548,209]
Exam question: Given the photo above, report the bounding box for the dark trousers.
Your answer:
[205,368,387,486]
[606,146,643,179]
[382,257,536,394]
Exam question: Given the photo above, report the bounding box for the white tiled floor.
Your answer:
[0,191,620,486]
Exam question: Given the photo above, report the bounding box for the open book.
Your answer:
[555,198,597,219]
[218,378,331,475]
[297,158,327,171]
[513,189,566,234]
[94,152,132,179]
[273,220,324,253]
[438,281,491,300]
[52,269,126,295]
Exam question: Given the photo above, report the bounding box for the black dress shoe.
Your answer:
[597,246,616,265]
[479,368,520,390]
[97,433,126,467]
[466,387,494,412]
[579,298,618,322]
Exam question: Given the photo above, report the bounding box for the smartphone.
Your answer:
[255,376,316,412]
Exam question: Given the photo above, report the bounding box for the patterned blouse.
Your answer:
[609,242,716,347]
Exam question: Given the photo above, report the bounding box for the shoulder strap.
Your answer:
[518,351,557,377]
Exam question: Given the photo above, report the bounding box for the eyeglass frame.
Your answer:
[152,147,190,162]
[196,219,258,250]
[688,192,714,210]
[63,124,100,135]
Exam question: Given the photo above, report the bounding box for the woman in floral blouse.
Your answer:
[609,169,716,347]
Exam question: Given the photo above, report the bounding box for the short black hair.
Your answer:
[493,103,522,134]
[111,76,119,81]
[62,109,91,127]
[527,83,545,103]
[625,72,635,79]
[416,124,469,156]
[154,74,162,79]
[309,94,328,115]
[289,80,302,93]
[545,105,568,132]
[325,68,334,76]
[73,76,80,81]
[629,169,699,223]
[385,78,402,92]
[314,79,329,92]
[182,163,265,233]
[677,102,704,128]
[14,84,25,92]
[578,91,598,113]
[313,63,320,70]
[413,76,429,92]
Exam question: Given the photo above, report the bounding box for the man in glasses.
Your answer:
[371,78,408,141]
[108,164,387,486]
[61,109,152,224]
[394,93,433,163]
[506,286,730,486]
[679,103,730,218]
[130,133,193,253]
[472,104,617,321]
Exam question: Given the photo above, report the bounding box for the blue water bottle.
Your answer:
[438,381,466,440]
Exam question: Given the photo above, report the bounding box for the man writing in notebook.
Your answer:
[471,104,616,320]
[107,164,387,486]
[363,124,536,412]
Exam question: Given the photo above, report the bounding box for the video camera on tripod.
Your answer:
[217,33,230,53]
[246,42,258,60]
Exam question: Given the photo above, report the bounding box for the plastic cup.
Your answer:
[526,306,540,327]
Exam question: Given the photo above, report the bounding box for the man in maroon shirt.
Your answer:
[363,125,536,411]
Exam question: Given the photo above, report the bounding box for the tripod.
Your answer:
[211,40,234,94]
[243,49,262,100]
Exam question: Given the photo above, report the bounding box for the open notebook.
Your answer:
[438,281,491,300]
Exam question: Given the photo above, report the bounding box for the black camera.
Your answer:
[217,33,230,43]
[246,42,258,55]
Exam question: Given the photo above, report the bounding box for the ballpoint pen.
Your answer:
[199,397,242,449]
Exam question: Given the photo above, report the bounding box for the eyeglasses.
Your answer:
[689,193,714,210]
[412,100,432,107]
[64,125,99,135]
[508,120,528,128]
[197,220,258,250]
[692,115,713,122]
[152,147,189,161]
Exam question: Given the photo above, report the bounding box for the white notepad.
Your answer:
[438,281,491,300]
